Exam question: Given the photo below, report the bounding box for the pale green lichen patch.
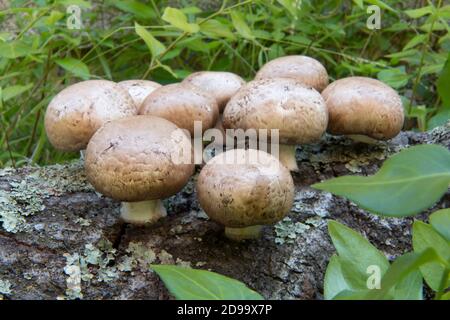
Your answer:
[62,240,119,299]
[61,239,192,299]
[274,217,311,245]
[0,161,93,233]
[75,217,92,227]
[0,279,12,299]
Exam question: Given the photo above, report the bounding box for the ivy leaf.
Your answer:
[327,221,389,289]
[162,7,199,33]
[135,22,166,58]
[365,249,440,299]
[55,57,90,80]
[312,144,450,217]
[412,221,450,291]
[324,255,354,300]
[391,270,423,300]
[429,209,450,241]
[230,11,254,40]
[151,265,264,300]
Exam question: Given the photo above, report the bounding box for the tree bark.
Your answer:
[0,125,449,300]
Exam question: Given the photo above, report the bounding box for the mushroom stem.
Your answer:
[80,149,86,160]
[120,200,167,225]
[224,225,263,241]
[278,144,299,172]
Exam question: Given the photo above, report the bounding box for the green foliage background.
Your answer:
[0,0,449,167]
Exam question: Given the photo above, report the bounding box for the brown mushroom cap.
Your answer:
[85,115,194,202]
[140,83,219,135]
[197,149,294,228]
[223,78,328,145]
[255,55,329,92]
[45,80,137,152]
[118,80,161,108]
[182,71,245,112]
[321,77,404,140]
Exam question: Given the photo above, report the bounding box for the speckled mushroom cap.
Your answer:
[321,77,404,140]
[118,80,161,109]
[140,83,219,135]
[223,78,328,144]
[197,149,294,228]
[255,55,329,92]
[45,80,137,152]
[85,115,194,202]
[182,71,245,112]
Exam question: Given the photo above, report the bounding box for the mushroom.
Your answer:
[45,80,136,152]
[85,115,194,224]
[140,83,219,136]
[118,80,161,109]
[196,148,294,241]
[182,71,245,112]
[223,77,328,171]
[321,77,404,141]
[182,71,246,145]
[255,55,329,92]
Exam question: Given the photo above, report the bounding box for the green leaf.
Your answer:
[200,19,236,40]
[135,22,166,58]
[428,109,450,129]
[324,255,353,300]
[365,0,398,13]
[151,265,264,300]
[328,221,389,289]
[365,249,438,300]
[430,209,450,241]
[44,10,64,26]
[112,0,155,19]
[0,40,33,59]
[2,84,33,102]
[312,145,450,217]
[55,57,90,80]
[405,5,434,19]
[277,0,299,18]
[437,53,450,108]
[413,221,450,291]
[440,291,450,300]
[403,34,427,51]
[58,0,92,8]
[230,11,254,40]
[162,7,199,33]
[391,270,423,300]
[352,0,364,9]
[377,67,409,89]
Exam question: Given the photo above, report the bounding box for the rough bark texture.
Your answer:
[0,125,449,300]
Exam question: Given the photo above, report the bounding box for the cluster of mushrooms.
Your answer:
[44,55,404,241]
